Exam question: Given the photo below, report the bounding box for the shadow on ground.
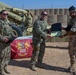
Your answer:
[46,46,68,50]
[9,59,69,73]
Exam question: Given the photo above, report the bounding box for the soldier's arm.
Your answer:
[0,21,7,42]
[62,21,76,37]
[62,31,74,37]
[61,19,72,32]
[0,32,4,41]
[70,21,76,32]
[34,20,47,38]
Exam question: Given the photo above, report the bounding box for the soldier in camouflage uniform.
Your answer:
[30,11,52,71]
[60,6,76,75]
[0,10,15,75]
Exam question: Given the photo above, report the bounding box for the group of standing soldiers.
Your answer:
[0,6,76,75]
[30,5,76,75]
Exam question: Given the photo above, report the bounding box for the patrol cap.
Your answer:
[41,11,47,16]
[68,6,76,12]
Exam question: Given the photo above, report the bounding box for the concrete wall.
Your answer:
[31,8,69,24]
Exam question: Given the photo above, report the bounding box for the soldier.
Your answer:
[0,10,16,75]
[30,11,52,71]
[60,6,76,75]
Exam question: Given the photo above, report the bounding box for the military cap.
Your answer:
[68,6,76,12]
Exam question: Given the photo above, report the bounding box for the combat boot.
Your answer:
[66,66,71,72]
[69,66,76,75]
[4,66,10,74]
[36,62,43,68]
[70,71,76,75]
[30,64,37,71]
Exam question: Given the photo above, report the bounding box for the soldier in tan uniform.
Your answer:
[60,6,76,75]
[0,10,16,75]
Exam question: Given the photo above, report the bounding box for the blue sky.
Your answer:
[0,0,76,9]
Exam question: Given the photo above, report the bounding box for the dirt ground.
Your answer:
[7,42,73,75]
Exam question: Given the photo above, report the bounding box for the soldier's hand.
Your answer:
[59,35,64,38]
[13,36,17,38]
[12,36,17,39]
[4,38,9,42]
[46,34,53,38]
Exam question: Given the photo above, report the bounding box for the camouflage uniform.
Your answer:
[0,19,14,74]
[30,18,48,68]
[68,17,76,71]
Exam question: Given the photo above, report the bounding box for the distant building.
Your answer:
[30,8,70,27]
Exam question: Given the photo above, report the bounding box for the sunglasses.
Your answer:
[2,13,8,16]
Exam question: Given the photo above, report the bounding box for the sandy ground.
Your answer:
[6,42,73,75]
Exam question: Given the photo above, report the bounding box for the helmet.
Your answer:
[41,11,47,15]
[68,6,76,12]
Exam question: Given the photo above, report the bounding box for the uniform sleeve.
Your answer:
[71,21,76,32]
[0,21,5,41]
[65,25,72,32]
[34,20,47,38]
